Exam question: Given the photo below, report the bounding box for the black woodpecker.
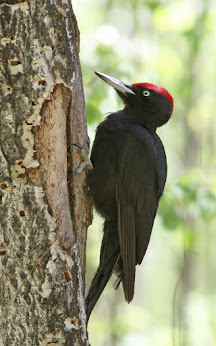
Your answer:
[86,71,174,321]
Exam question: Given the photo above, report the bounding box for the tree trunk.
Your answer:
[0,1,91,345]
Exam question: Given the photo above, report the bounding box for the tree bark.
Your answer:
[0,1,91,345]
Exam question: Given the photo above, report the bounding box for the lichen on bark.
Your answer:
[0,1,91,345]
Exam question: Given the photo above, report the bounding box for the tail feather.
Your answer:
[113,254,122,290]
[86,220,119,322]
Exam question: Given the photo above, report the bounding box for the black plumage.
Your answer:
[86,72,174,321]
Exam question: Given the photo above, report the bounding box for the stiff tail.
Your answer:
[86,220,119,322]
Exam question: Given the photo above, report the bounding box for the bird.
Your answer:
[86,71,174,321]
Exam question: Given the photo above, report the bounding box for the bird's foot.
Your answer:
[71,157,93,176]
[71,143,93,176]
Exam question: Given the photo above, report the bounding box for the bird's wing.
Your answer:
[116,175,136,302]
[115,133,160,302]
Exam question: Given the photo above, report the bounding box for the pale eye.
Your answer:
[143,90,150,97]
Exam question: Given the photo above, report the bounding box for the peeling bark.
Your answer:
[0,1,91,345]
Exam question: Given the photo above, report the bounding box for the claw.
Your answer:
[71,157,93,176]
[71,143,93,176]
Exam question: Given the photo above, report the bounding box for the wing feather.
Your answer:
[116,177,136,302]
[115,132,162,300]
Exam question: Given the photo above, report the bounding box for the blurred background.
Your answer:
[73,0,216,345]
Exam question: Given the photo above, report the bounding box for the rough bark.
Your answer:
[0,1,91,345]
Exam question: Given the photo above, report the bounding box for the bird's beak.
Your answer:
[95,71,135,95]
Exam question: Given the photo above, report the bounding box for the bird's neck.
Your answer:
[123,107,157,133]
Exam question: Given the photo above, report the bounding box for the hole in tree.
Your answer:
[38,80,46,86]
[10,59,21,66]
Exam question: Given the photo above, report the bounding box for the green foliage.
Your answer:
[86,86,105,124]
[159,175,216,231]
[158,186,183,230]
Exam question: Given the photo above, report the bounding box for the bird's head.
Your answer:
[95,71,174,131]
